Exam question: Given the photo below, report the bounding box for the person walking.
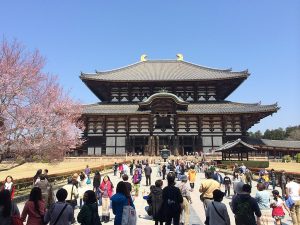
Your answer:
[177,175,192,225]
[1,175,15,200]
[188,165,197,190]
[147,180,164,225]
[122,174,132,194]
[270,190,290,225]
[232,184,262,225]
[84,165,91,178]
[113,162,118,176]
[111,181,135,225]
[44,188,74,225]
[100,175,113,223]
[162,172,183,225]
[279,171,287,196]
[78,173,88,209]
[213,169,223,184]
[144,163,152,186]
[33,169,43,185]
[199,171,220,211]
[269,169,276,190]
[205,189,230,225]
[0,189,20,225]
[132,169,142,197]
[245,168,253,187]
[77,190,101,225]
[162,164,167,180]
[223,174,232,197]
[34,175,53,209]
[255,183,273,225]
[21,187,46,225]
[93,171,102,206]
[130,162,134,176]
[63,177,79,223]
[286,176,300,225]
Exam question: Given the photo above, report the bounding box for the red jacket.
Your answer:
[1,182,16,200]
[100,180,113,198]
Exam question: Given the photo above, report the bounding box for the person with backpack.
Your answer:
[286,176,300,225]
[100,175,113,223]
[44,188,74,225]
[0,189,20,225]
[162,172,183,225]
[111,181,135,225]
[21,187,46,225]
[132,169,142,197]
[205,189,230,225]
[232,184,262,225]
[147,180,164,225]
[77,190,102,225]
[63,177,79,223]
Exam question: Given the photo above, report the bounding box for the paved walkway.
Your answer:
[16,165,293,225]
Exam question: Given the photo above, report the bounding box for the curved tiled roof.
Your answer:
[80,60,249,82]
[83,101,278,115]
[215,138,257,152]
[245,137,300,149]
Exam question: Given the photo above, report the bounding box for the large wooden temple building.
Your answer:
[79,55,279,156]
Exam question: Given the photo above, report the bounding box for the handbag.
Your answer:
[121,198,137,225]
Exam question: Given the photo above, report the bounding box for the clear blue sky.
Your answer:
[1,1,299,132]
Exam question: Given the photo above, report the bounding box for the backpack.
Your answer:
[235,198,256,225]
[86,178,91,185]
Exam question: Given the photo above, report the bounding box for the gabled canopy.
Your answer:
[215,138,257,152]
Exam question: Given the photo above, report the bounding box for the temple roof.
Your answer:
[80,60,249,82]
[83,101,278,115]
[214,138,257,152]
[245,137,300,149]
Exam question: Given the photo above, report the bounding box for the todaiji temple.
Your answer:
[77,54,299,157]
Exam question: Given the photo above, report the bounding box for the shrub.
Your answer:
[220,160,269,168]
[282,155,292,163]
[295,153,300,163]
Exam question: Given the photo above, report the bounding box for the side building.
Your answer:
[79,55,279,156]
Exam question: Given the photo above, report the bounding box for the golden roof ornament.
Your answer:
[176,53,184,61]
[140,54,147,62]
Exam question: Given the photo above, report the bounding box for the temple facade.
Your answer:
[79,55,278,156]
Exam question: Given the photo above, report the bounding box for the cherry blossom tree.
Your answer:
[0,40,83,162]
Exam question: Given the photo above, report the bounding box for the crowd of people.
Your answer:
[0,159,300,225]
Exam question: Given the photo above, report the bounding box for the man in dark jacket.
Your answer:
[232,184,261,225]
[147,180,164,225]
[162,173,183,225]
[144,164,152,186]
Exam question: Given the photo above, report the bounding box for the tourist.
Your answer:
[0,189,20,225]
[188,165,197,189]
[270,190,290,225]
[113,162,118,176]
[232,184,262,225]
[262,171,270,189]
[240,163,246,174]
[213,168,223,184]
[279,170,287,196]
[144,163,152,186]
[63,176,79,223]
[118,163,124,178]
[100,175,113,222]
[132,169,142,197]
[255,182,273,224]
[199,171,220,210]
[44,188,74,225]
[162,172,183,225]
[245,168,253,187]
[286,176,300,224]
[1,175,15,200]
[33,169,43,184]
[43,169,49,181]
[162,164,167,180]
[147,180,164,225]
[269,169,276,190]
[205,189,230,225]
[84,165,91,178]
[177,175,192,225]
[78,173,88,209]
[130,162,134,176]
[223,174,232,197]
[34,174,53,208]
[122,174,132,194]
[21,187,46,225]
[111,181,135,225]
[77,190,101,225]
[93,171,102,205]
